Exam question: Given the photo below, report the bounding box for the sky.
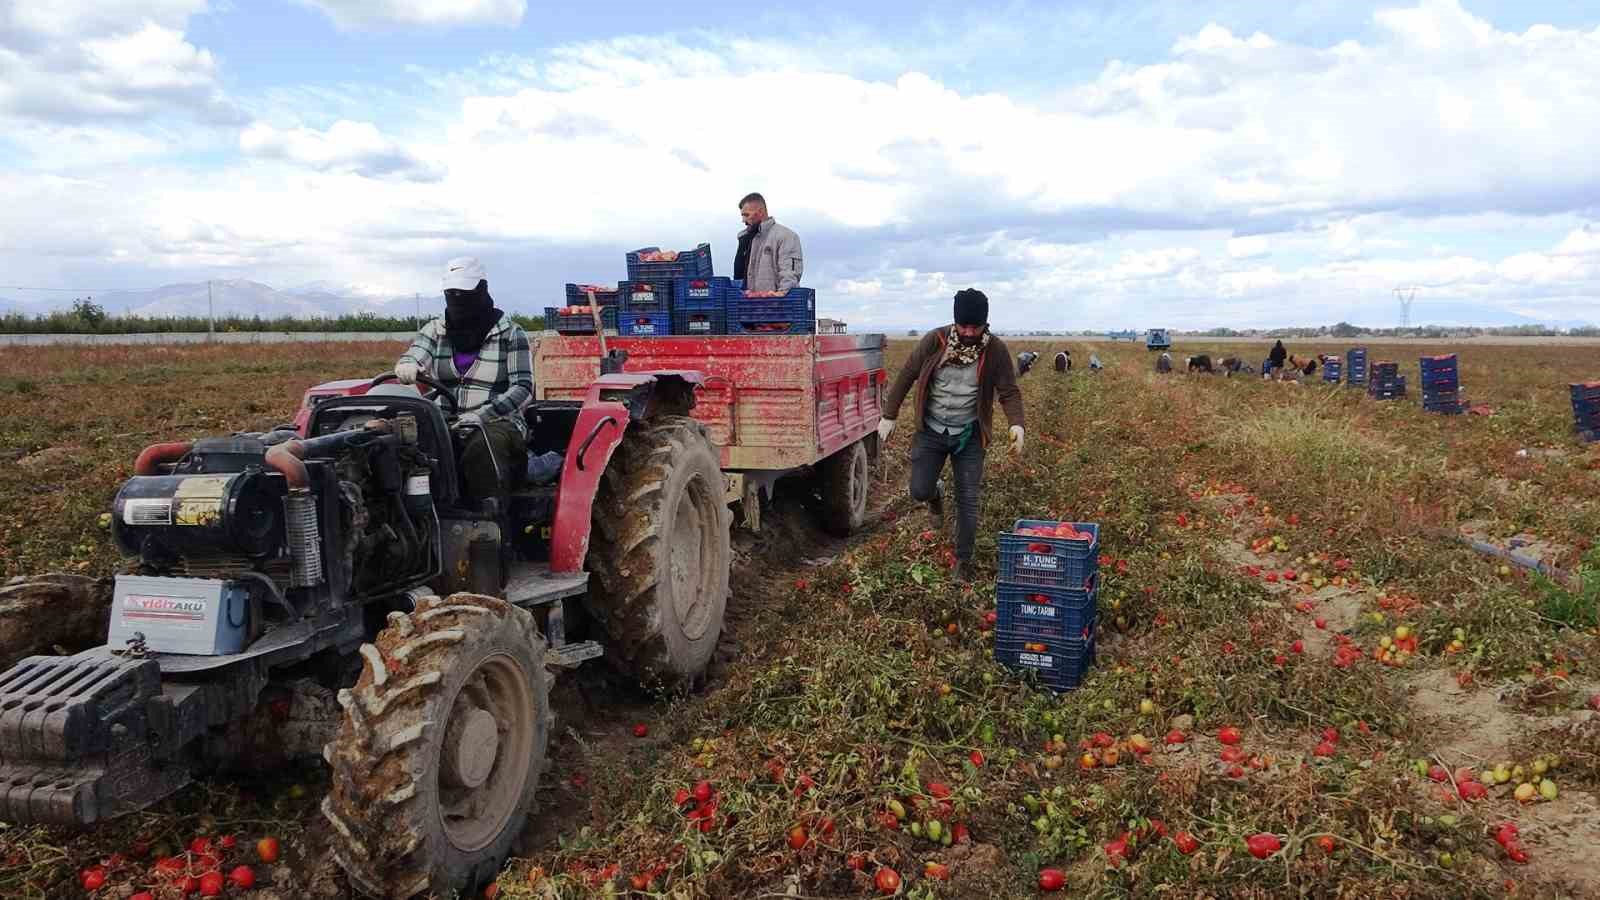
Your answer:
[2,0,1599,330]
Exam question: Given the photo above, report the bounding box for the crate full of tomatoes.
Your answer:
[996,519,1099,590]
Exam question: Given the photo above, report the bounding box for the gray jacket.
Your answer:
[738,218,803,292]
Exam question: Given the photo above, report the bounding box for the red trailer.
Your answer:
[535,332,888,536]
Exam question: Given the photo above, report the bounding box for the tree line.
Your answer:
[0,299,545,335]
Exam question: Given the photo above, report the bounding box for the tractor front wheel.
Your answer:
[586,415,731,689]
[324,593,550,899]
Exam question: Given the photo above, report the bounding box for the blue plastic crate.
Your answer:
[621,280,673,313]
[995,581,1097,641]
[626,244,713,282]
[1420,353,1458,370]
[725,288,816,335]
[1323,361,1342,383]
[674,276,736,310]
[1569,382,1600,402]
[1580,428,1600,443]
[565,283,622,307]
[671,307,726,336]
[544,305,618,335]
[997,520,1100,590]
[620,309,670,336]
[994,632,1095,692]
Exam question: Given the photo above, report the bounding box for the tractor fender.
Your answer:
[547,371,708,574]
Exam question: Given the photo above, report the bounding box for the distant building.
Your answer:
[817,317,847,334]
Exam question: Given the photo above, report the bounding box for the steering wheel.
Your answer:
[368,371,460,415]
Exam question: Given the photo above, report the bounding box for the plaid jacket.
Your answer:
[399,316,533,435]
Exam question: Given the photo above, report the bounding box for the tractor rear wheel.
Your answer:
[586,415,731,688]
[324,593,550,899]
[819,438,870,535]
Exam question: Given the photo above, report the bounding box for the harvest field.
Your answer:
[2,338,1599,899]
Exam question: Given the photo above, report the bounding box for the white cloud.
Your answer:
[297,0,526,29]
[1227,236,1270,259]
[239,120,446,182]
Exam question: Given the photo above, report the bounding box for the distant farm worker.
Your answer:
[394,257,532,504]
[1089,354,1104,371]
[1288,354,1319,378]
[1268,340,1287,375]
[1155,352,1173,374]
[1219,356,1244,376]
[878,288,1025,583]
[1054,350,1071,372]
[1017,350,1040,376]
[733,192,803,292]
[1186,354,1214,374]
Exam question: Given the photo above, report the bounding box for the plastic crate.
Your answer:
[995,581,1098,641]
[620,310,670,337]
[994,632,1095,692]
[1322,361,1342,383]
[564,283,622,307]
[1569,382,1600,402]
[1580,428,1600,444]
[726,289,816,335]
[671,307,726,336]
[544,305,618,335]
[626,244,713,282]
[621,280,673,313]
[997,520,1100,590]
[1420,353,1458,369]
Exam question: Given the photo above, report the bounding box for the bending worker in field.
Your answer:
[394,257,533,505]
[1017,350,1040,376]
[878,289,1025,583]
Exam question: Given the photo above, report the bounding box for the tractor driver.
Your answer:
[394,257,533,505]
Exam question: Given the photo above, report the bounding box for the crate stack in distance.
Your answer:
[993,519,1100,692]
[1420,354,1466,415]
[545,283,621,335]
[1345,348,1368,388]
[1367,361,1406,400]
[1322,355,1342,384]
[1572,382,1600,442]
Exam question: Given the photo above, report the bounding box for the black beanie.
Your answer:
[953,288,988,325]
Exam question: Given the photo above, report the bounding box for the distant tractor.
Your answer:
[1146,328,1172,351]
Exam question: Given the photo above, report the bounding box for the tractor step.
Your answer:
[0,651,189,825]
[505,562,589,609]
[545,640,602,669]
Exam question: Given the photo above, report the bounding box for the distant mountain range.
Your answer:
[0,279,426,321]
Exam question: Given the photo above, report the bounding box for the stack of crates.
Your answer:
[673,277,735,336]
[1346,348,1369,388]
[624,244,715,336]
[1571,382,1600,442]
[1420,354,1465,415]
[1368,361,1406,400]
[546,284,621,335]
[726,288,817,335]
[1322,356,1342,384]
[993,520,1100,692]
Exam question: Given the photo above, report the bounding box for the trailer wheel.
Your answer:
[819,439,870,535]
[586,415,731,688]
[324,594,549,900]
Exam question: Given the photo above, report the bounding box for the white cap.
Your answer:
[442,257,486,292]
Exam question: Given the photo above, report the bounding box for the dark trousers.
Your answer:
[461,419,527,503]
[909,426,986,563]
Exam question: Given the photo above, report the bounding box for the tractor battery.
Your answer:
[107,575,250,656]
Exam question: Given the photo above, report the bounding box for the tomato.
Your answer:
[1316,835,1336,854]
[952,822,971,844]
[633,724,649,738]
[846,852,867,871]
[131,893,155,900]
[1322,727,1339,744]
[1314,741,1337,758]
[484,884,500,899]
[927,782,951,800]
[80,867,107,890]
[1173,831,1200,855]
[878,812,900,831]
[674,788,692,806]
[923,861,950,880]
[198,871,225,897]
[1038,867,1066,890]
[254,835,281,864]
[155,856,186,875]
[1090,732,1116,749]
[787,825,808,850]
[1103,834,1129,867]
[1291,640,1305,654]
[178,875,200,896]
[1220,746,1245,764]
[1218,726,1241,745]
[229,865,256,889]
[969,750,985,767]
[1246,833,1281,859]
[1164,729,1187,745]
[218,835,237,850]
[873,866,901,894]
[692,781,713,803]
[189,837,213,856]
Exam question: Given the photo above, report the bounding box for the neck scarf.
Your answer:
[940,325,989,367]
[445,285,503,354]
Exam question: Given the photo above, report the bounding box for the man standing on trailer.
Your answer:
[878,289,1025,583]
[734,193,804,292]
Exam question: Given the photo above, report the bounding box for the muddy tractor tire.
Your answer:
[586,415,731,688]
[819,438,870,536]
[324,594,550,899]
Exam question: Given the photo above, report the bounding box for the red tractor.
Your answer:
[0,333,884,898]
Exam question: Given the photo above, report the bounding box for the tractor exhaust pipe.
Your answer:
[133,441,193,476]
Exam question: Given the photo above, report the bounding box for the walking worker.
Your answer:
[394,257,532,504]
[877,289,1025,583]
[733,192,803,292]
[1268,340,1287,375]
[1017,350,1039,376]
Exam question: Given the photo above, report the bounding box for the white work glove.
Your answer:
[456,411,483,428]
[1009,425,1025,454]
[877,418,897,442]
[394,360,420,384]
